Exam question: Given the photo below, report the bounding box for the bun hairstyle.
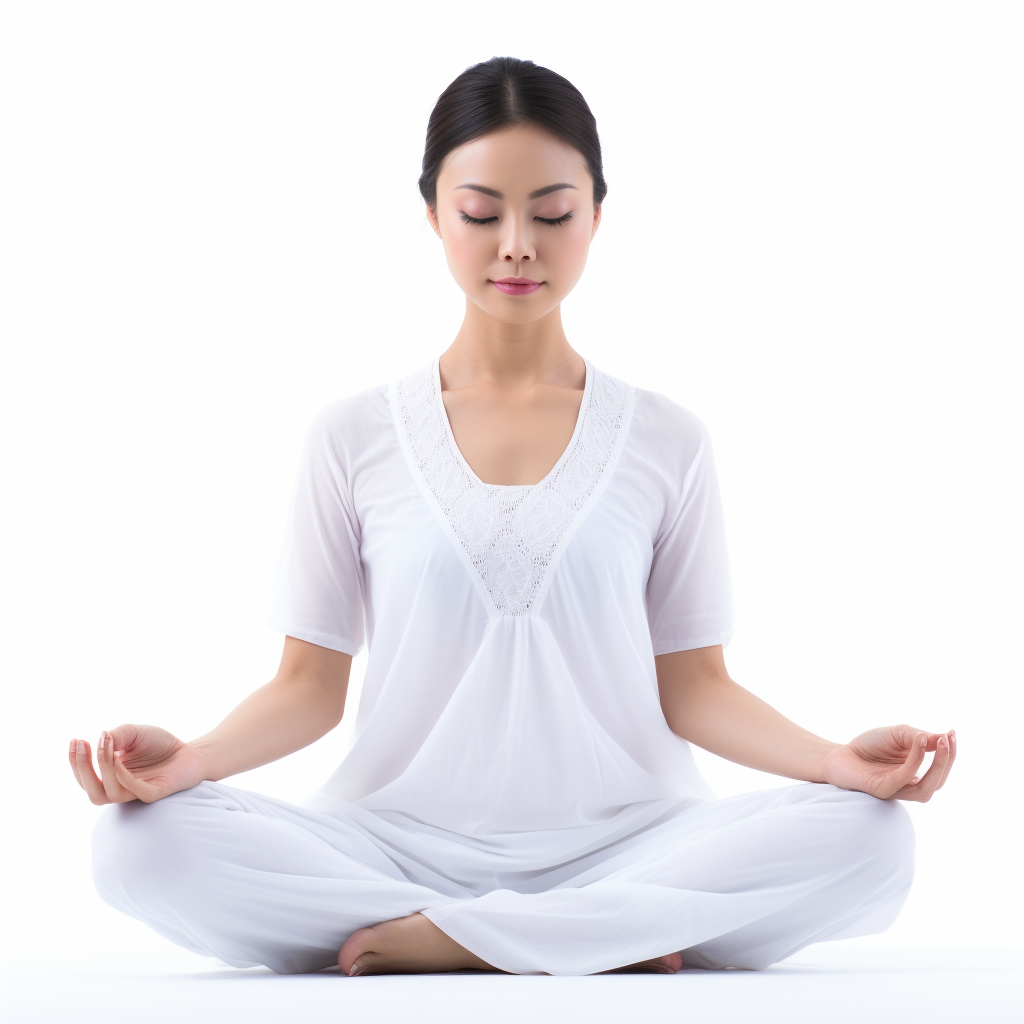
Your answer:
[418,56,607,210]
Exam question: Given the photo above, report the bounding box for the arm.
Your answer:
[189,636,352,781]
[656,645,956,801]
[69,636,352,804]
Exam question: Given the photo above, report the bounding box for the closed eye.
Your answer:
[458,211,574,226]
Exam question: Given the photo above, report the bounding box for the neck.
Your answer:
[440,298,585,390]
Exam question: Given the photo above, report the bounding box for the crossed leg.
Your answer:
[93,780,914,976]
[413,783,915,975]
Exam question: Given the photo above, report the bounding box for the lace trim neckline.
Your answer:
[390,355,636,617]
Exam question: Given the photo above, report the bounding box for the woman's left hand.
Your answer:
[821,726,956,801]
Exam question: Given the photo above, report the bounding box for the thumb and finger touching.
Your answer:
[70,723,188,805]
[874,732,928,799]
[96,732,139,803]
[894,732,956,802]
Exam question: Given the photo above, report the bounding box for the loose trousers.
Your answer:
[92,780,915,976]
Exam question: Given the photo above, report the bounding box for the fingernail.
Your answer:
[69,739,75,752]
[76,739,84,754]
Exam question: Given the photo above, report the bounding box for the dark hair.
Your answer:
[418,57,607,209]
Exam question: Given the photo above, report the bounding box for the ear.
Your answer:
[425,203,442,239]
[591,203,602,239]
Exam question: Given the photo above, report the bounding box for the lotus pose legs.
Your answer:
[72,57,954,979]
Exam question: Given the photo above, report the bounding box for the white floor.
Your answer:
[2,944,1019,1024]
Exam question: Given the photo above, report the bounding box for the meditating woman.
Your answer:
[69,56,955,978]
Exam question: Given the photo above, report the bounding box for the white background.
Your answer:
[1,0,1020,970]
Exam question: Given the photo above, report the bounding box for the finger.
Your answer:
[106,723,141,754]
[96,731,137,803]
[935,730,956,790]
[893,725,947,753]
[894,733,951,802]
[111,751,164,803]
[876,732,928,799]
[68,738,84,788]
[912,730,957,795]
[70,739,110,805]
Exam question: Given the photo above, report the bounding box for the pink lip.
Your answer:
[491,277,542,295]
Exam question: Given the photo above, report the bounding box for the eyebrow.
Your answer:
[455,182,578,200]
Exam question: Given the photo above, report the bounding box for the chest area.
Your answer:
[377,359,642,617]
[358,468,657,622]
[441,381,585,487]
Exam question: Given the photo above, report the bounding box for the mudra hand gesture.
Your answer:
[70,721,956,807]
[822,726,956,802]
[69,724,208,805]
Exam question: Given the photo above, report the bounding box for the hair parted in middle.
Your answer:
[418,57,607,210]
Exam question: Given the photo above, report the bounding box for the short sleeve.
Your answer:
[266,405,366,655]
[646,418,736,655]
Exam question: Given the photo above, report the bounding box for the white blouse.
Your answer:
[268,355,735,870]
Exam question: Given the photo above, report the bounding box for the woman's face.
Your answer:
[427,124,601,325]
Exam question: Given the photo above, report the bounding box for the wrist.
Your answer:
[812,740,843,784]
[184,734,223,782]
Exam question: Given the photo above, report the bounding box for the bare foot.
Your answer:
[339,912,504,976]
[600,952,683,974]
[339,916,682,977]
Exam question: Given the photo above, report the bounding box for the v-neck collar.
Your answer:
[430,355,594,491]
[390,356,636,618]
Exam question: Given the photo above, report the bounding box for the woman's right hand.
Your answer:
[69,724,210,804]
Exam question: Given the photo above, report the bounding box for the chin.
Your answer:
[489,308,552,327]
[474,295,559,325]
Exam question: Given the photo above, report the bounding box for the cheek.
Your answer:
[442,224,491,274]
[545,223,592,275]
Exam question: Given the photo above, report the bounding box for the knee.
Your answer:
[91,786,206,911]
[826,788,916,892]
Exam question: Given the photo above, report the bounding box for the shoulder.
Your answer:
[309,383,389,431]
[628,386,713,467]
[302,383,391,464]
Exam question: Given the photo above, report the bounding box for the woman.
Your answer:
[70,57,955,978]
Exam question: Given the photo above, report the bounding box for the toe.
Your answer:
[338,926,378,975]
[647,959,677,974]
[601,955,681,975]
[348,953,376,977]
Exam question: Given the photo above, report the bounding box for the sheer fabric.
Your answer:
[89,355,916,974]
[268,356,735,851]
[93,779,915,975]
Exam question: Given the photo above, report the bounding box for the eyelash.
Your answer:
[458,212,573,227]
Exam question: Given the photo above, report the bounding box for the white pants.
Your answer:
[92,780,915,976]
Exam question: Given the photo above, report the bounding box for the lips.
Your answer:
[491,277,542,296]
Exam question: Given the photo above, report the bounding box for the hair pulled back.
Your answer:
[418,57,607,209]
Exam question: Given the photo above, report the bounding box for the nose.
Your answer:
[499,217,535,265]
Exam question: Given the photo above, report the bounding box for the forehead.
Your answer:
[437,124,590,196]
